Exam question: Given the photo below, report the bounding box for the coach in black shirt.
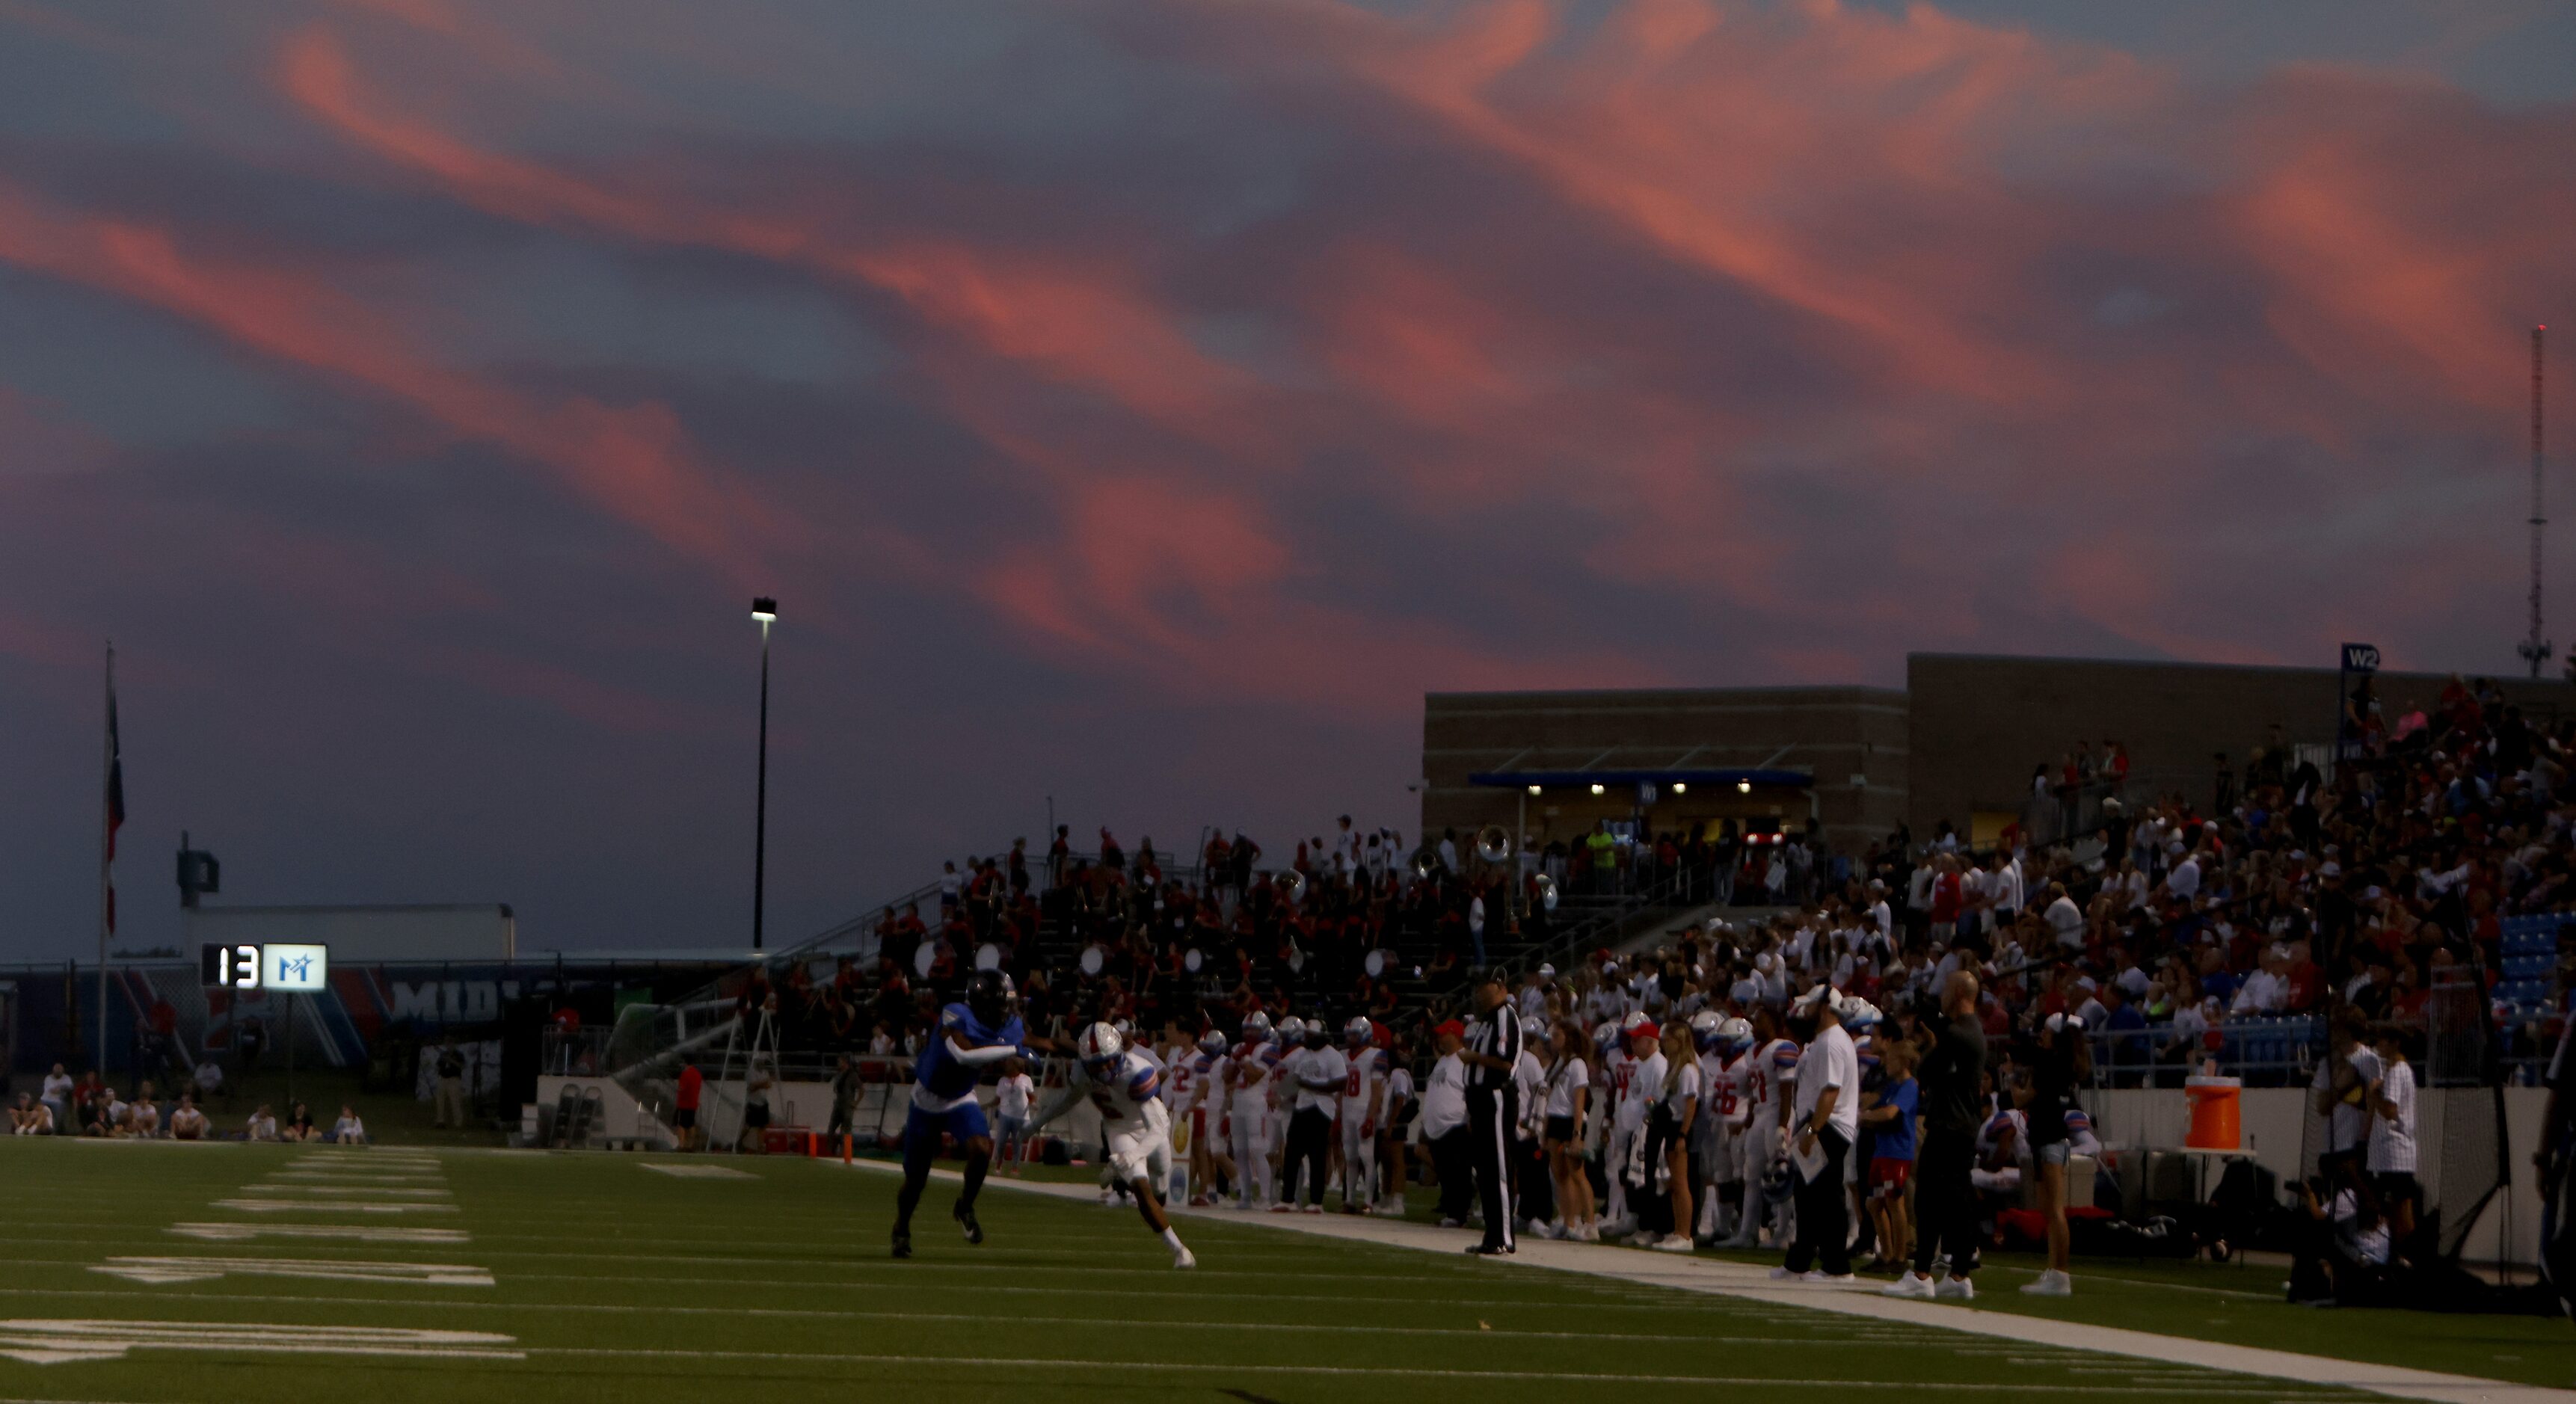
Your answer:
[1889,970,1985,1298]
[1460,974,1525,1255]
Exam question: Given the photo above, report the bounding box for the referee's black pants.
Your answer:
[1913,1127,1979,1280]
[1468,1086,1517,1250]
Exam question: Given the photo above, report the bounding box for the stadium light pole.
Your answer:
[750,597,778,952]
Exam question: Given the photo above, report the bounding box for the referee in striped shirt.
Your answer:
[1460,973,1525,1255]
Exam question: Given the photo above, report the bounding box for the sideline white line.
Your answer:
[524,1344,2337,1391]
[833,1159,2576,1404]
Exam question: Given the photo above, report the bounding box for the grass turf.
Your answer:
[0,1139,2553,1403]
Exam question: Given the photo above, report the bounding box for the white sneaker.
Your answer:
[1804,1270,1856,1284]
[1098,1188,1116,1207]
[2020,1269,2073,1297]
[1653,1234,1695,1253]
[1768,1265,1798,1280]
[1172,1245,1196,1270]
[1302,1204,1324,1215]
[1881,1272,1935,1299]
[1934,1276,1975,1300]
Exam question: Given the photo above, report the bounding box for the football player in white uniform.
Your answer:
[1688,1012,1751,1243]
[1338,1017,1386,1213]
[1599,1010,1651,1235]
[1223,1014,1277,1210]
[1377,1040,1418,1213]
[1264,1016,1303,1204]
[1030,1023,1195,1269]
[1705,1014,1756,1240]
[1724,1004,1802,1249]
[1178,1031,1227,1205]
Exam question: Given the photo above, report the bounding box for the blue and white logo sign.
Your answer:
[263,943,330,993]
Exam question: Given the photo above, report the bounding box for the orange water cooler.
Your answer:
[2183,1075,2241,1150]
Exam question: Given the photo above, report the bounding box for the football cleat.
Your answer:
[953,1201,983,1245]
[891,1229,912,1260]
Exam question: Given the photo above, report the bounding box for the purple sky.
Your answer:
[1,0,2572,960]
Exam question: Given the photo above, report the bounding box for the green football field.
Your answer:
[0,1139,2560,1403]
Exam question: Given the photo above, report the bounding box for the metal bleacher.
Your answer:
[2494,912,2569,1020]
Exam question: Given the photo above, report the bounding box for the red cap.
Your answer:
[1630,1020,1661,1041]
[1436,1020,1466,1038]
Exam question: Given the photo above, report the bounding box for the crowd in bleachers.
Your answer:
[726,672,2572,1103]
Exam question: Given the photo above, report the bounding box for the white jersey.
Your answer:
[1341,1046,1386,1123]
[1715,1051,1753,1130]
[1696,1051,1733,1130]
[1619,1051,1667,1130]
[1745,1038,1801,1132]
[1086,1050,1167,1127]
[1228,1043,1273,1107]
[1602,1047,1641,1130]
[1165,1050,1205,1115]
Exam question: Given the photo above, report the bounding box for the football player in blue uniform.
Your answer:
[893,969,1051,1258]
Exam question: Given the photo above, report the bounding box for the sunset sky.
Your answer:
[2,0,2572,960]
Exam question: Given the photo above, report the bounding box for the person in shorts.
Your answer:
[1862,1038,1919,1272]
[994,1056,1036,1175]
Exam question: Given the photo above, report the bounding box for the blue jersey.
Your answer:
[913,1002,1025,1112]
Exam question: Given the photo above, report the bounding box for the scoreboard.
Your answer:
[199,942,331,994]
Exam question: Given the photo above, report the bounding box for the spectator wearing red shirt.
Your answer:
[674,1063,704,1152]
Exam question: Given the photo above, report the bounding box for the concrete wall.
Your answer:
[1905,653,2576,842]
[2086,1084,2546,1268]
[1420,686,1910,854]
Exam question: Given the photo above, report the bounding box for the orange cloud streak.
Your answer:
[0,179,777,579]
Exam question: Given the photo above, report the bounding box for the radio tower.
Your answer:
[2521,325,2551,679]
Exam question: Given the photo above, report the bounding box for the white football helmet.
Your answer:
[1197,1030,1229,1056]
[1241,1012,1273,1044]
[1690,1010,1724,1050]
[1716,1016,1753,1053]
[1075,1021,1124,1069]
[1276,1016,1306,1044]
[1344,1016,1373,1046]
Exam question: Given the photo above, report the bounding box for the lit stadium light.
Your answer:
[1671,782,1687,794]
[1738,780,1753,793]
[751,597,778,624]
[1590,783,1605,795]
[1527,784,1541,795]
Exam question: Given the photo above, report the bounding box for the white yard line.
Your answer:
[833,1160,2575,1404]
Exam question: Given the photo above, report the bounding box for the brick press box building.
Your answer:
[1418,652,2576,856]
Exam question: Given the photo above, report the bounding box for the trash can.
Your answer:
[2184,1074,2241,1151]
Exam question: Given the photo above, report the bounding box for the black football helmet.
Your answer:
[966,968,1015,1026]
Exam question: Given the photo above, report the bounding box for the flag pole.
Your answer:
[97,641,113,1077]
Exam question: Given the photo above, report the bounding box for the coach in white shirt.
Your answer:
[2367,1026,2418,1242]
[1777,987,1860,1280]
